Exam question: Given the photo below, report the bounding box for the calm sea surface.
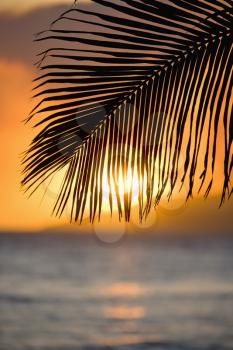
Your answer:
[0,232,233,350]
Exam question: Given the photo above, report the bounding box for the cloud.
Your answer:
[0,5,66,64]
[0,2,91,64]
[0,0,73,13]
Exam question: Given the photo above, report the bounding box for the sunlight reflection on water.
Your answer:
[104,305,145,320]
[104,282,146,297]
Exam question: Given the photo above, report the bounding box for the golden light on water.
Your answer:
[103,305,145,320]
[104,282,146,298]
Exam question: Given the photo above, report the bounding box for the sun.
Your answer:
[101,165,140,212]
[39,149,187,224]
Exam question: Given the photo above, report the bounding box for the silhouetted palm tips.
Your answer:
[22,0,233,224]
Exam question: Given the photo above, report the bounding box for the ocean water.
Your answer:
[0,232,233,350]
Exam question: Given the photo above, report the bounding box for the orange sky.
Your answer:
[0,1,232,233]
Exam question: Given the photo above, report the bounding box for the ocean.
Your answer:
[0,232,232,350]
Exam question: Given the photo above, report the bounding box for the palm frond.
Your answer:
[22,0,233,223]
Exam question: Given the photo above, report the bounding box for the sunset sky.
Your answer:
[0,0,232,233]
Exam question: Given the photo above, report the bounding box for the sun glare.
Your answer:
[101,165,141,211]
[40,151,188,225]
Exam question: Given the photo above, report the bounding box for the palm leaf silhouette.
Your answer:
[22,0,233,223]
